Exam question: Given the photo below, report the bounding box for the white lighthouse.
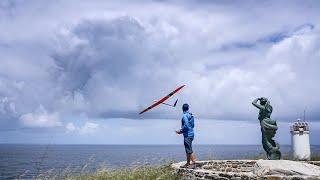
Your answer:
[290,119,311,160]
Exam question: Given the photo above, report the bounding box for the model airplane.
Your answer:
[139,85,185,115]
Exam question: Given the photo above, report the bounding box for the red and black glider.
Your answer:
[139,85,185,115]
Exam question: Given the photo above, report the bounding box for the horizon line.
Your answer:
[0,143,303,146]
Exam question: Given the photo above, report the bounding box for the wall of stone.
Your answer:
[172,160,257,179]
[175,168,256,180]
[309,161,320,166]
[172,160,320,180]
[201,160,256,173]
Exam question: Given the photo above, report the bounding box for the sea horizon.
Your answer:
[0,143,297,146]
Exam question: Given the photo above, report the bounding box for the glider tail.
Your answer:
[173,99,178,107]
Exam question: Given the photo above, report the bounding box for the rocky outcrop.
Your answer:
[171,160,320,179]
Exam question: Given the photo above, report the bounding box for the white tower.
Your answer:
[290,119,311,160]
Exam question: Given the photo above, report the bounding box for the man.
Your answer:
[176,103,196,168]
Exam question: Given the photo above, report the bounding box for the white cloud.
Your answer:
[1,1,320,144]
[0,97,17,115]
[79,122,100,134]
[45,9,320,121]
[66,122,76,132]
[19,105,62,128]
[65,121,100,135]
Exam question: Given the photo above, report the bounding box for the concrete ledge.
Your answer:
[171,160,320,179]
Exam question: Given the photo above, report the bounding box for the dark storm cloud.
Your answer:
[52,17,146,93]
[50,17,178,118]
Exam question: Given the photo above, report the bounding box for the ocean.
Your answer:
[1,144,320,179]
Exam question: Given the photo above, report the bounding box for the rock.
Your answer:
[225,167,232,172]
[254,160,320,177]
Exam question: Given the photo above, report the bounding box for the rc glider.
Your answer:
[139,85,185,115]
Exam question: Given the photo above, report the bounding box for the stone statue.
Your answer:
[252,97,281,160]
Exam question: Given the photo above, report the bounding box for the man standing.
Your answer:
[176,103,196,168]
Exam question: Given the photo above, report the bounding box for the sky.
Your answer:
[1,0,320,144]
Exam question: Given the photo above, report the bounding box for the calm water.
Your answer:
[1,144,320,179]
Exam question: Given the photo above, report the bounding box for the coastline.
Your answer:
[2,145,320,179]
[39,155,320,179]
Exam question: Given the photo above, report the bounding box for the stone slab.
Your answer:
[254,159,320,176]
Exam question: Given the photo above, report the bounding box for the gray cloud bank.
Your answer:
[1,0,320,131]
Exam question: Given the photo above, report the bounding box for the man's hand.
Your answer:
[175,130,182,134]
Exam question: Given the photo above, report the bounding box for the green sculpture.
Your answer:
[252,97,281,160]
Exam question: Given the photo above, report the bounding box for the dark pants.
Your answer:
[184,137,194,154]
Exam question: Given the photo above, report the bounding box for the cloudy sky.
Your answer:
[1,0,320,144]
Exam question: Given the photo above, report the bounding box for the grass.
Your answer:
[66,164,181,180]
[35,154,320,179]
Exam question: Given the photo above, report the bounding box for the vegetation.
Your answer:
[66,164,181,180]
[35,154,320,179]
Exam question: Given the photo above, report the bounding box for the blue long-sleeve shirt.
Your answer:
[180,111,194,137]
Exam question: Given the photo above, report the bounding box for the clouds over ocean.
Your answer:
[0,0,320,143]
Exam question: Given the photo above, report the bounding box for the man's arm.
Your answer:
[252,98,265,110]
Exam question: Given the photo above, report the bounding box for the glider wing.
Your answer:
[139,85,185,115]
